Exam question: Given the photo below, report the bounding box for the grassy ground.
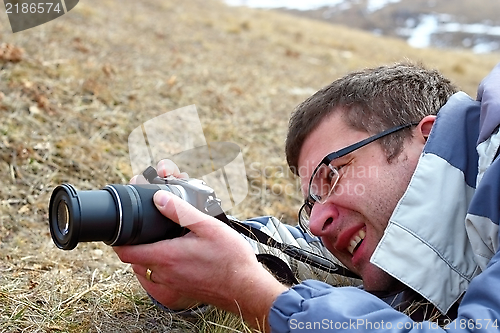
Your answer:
[0,0,498,331]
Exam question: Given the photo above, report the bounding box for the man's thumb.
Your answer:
[153,190,210,228]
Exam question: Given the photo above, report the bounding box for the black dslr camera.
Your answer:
[49,167,224,250]
[49,167,360,280]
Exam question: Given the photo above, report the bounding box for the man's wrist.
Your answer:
[238,268,289,331]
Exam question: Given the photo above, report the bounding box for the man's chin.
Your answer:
[357,266,403,293]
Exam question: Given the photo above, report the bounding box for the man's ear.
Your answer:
[416,115,436,142]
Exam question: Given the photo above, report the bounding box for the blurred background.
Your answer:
[227,0,500,53]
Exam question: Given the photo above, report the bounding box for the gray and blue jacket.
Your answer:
[247,63,500,332]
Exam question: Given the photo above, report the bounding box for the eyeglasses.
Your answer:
[298,122,419,236]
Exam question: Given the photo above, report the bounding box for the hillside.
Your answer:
[0,0,498,331]
[277,0,500,52]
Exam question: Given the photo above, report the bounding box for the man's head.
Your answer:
[286,62,458,292]
[286,62,458,174]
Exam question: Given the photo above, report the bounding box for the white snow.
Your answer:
[404,14,500,52]
[224,1,500,53]
[224,0,345,10]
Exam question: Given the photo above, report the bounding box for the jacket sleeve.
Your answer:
[241,216,358,287]
[269,246,500,332]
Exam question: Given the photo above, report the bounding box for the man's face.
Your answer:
[297,111,425,292]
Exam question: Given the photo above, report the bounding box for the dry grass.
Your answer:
[0,0,498,331]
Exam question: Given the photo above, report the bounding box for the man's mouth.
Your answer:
[347,229,366,254]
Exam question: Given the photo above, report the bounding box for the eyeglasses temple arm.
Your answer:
[324,122,419,163]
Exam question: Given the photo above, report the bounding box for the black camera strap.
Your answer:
[214,212,360,284]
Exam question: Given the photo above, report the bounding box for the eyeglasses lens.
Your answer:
[299,203,314,236]
[299,163,339,236]
[309,164,339,204]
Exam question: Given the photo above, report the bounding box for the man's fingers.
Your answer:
[130,174,149,184]
[153,190,218,229]
[114,237,186,269]
[157,159,189,179]
[130,160,188,185]
[178,171,189,179]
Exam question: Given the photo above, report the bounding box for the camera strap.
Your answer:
[214,212,360,284]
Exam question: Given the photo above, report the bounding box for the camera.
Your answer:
[49,167,223,250]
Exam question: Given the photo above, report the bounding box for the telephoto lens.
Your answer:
[49,183,185,250]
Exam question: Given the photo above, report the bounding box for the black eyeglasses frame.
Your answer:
[298,121,420,235]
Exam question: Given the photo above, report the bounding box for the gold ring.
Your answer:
[146,268,153,282]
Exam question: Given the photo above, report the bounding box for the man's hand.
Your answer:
[114,160,288,330]
[130,159,189,184]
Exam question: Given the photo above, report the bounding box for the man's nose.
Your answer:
[308,201,340,236]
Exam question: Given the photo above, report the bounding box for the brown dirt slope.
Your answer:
[0,0,498,331]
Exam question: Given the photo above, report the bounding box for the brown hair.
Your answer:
[285,62,458,174]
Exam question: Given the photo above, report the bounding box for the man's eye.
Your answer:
[329,164,347,181]
[326,165,341,180]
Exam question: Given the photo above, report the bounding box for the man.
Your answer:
[114,62,500,332]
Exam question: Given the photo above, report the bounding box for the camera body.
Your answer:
[49,168,223,250]
[148,176,223,217]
